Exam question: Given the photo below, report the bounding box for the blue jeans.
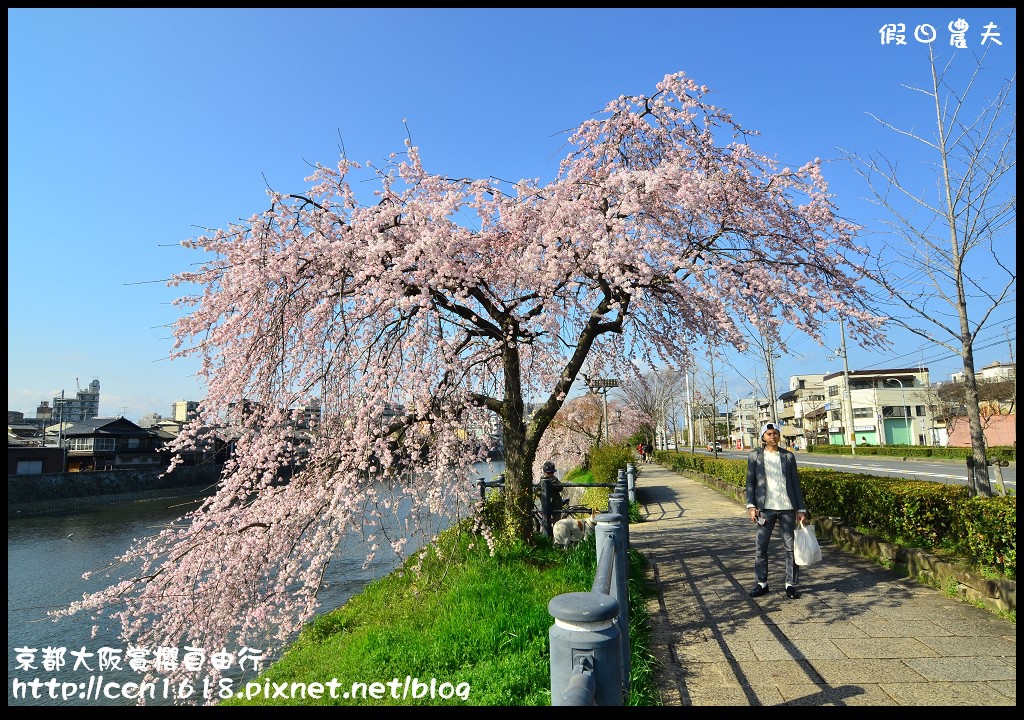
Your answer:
[754,508,799,587]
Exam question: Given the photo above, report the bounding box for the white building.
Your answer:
[819,368,938,447]
[52,378,101,423]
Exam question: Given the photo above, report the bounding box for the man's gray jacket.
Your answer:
[745,447,806,512]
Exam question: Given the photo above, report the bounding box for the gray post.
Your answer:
[595,512,629,698]
[966,456,977,497]
[608,491,628,547]
[548,591,622,706]
[625,463,635,504]
[990,460,1008,496]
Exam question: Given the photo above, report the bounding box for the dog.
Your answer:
[552,510,597,549]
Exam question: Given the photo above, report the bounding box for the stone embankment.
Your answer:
[8,465,221,516]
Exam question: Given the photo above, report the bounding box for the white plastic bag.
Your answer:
[793,521,822,566]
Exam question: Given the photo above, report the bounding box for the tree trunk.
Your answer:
[960,356,992,497]
[499,340,535,543]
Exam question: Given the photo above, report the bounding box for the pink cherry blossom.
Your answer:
[54,71,884,703]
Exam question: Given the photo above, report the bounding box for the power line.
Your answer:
[854,319,1016,370]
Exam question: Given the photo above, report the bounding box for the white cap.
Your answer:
[760,422,781,438]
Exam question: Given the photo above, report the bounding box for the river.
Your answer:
[7,461,504,706]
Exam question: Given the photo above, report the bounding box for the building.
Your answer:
[292,399,322,429]
[52,378,101,423]
[7,443,66,475]
[62,416,167,472]
[818,368,937,447]
[951,360,1016,384]
[777,374,826,450]
[730,396,771,450]
[171,400,201,423]
[34,401,53,422]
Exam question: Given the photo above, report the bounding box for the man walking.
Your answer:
[745,422,807,599]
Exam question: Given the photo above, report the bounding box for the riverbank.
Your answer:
[7,464,222,517]
[8,483,215,517]
[222,522,660,706]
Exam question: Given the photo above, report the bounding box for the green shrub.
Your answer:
[589,443,638,486]
[804,444,1016,463]
[798,468,1015,580]
[655,451,1016,580]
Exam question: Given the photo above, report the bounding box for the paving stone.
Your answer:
[630,464,1016,706]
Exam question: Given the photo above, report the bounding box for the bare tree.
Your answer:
[723,319,795,418]
[845,45,1016,496]
[619,369,685,449]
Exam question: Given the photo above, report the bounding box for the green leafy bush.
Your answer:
[805,444,1016,463]
[589,443,639,486]
[653,451,1015,580]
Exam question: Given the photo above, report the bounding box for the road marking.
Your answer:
[796,459,1014,486]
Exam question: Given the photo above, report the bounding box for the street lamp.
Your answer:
[885,378,911,446]
[587,378,619,445]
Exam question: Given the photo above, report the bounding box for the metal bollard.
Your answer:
[548,591,623,706]
[595,513,630,697]
[608,492,628,544]
[625,463,635,504]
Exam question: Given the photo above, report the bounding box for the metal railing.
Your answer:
[548,464,635,705]
[477,470,628,537]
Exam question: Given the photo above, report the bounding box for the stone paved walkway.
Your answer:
[628,462,1016,706]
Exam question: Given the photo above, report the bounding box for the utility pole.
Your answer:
[725,378,732,450]
[838,318,857,455]
[765,338,779,426]
[1009,327,1016,447]
[57,390,65,448]
[685,367,694,453]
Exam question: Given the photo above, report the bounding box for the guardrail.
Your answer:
[548,464,635,705]
[477,465,635,537]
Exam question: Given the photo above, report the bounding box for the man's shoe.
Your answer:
[749,584,769,598]
[785,586,801,599]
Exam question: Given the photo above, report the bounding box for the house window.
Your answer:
[831,410,841,421]
[853,408,873,418]
[915,405,926,416]
[69,438,93,451]
[828,386,839,397]
[127,437,140,449]
[16,459,43,474]
[94,438,115,452]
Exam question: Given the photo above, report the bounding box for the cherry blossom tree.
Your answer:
[532,392,638,476]
[58,71,885,697]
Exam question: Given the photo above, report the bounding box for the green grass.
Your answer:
[222,519,661,706]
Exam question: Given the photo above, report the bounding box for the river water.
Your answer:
[7,461,503,706]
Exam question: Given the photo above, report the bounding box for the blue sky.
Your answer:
[8,8,1016,422]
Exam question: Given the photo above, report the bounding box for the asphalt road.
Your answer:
[693,449,1016,494]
